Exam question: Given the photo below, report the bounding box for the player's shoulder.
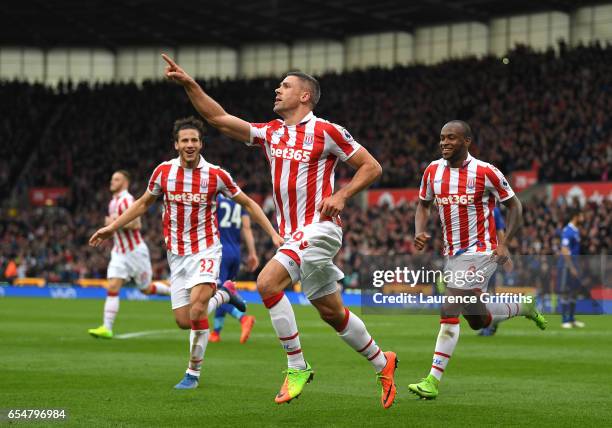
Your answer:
[474,158,504,174]
[425,158,445,171]
[207,162,236,180]
[252,119,283,129]
[152,159,174,173]
[316,118,357,141]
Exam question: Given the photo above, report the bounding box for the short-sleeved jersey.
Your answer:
[247,111,361,238]
[217,194,247,260]
[558,223,580,267]
[108,190,143,253]
[419,153,515,256]
[147,155,241,256]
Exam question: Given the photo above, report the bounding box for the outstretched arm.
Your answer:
[162,54,250,142]
[233,192,284,248]
[89,192,157,247]
[318,147,382,218]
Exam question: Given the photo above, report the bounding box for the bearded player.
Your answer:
[90,117,283,389]
[88,170,171,339]
[162,54,398,408]
[408,120,547,399]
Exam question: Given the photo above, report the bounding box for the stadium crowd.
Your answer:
[1,196,609,288]
[1,41,610,285]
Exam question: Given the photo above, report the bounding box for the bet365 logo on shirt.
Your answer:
[271,147,311,162]
[435,194,475,205]
[167,192,206,203]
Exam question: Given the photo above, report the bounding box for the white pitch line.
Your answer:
[114,329,178,339]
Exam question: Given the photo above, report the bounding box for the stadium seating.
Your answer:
[1,42,610,284]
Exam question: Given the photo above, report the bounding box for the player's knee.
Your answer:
[256,271,276,298]
[464,315,487,330]
[318,306,344,327]
[190,302,205,318]
[175,318,190,329]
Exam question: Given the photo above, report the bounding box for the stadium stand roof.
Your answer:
[1,0,608,49]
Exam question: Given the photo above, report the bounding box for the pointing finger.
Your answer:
[161,53,177,67]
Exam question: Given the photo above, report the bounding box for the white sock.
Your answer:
[430,319,460,381]
[264,293,306,369]
[486,302,525,326]
[149,281,171,296]
[187,319,209,378]
[103,293,119,331]
[207,289,230,315]
[337,308,387,372]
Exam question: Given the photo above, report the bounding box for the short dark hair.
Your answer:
[286,71,321,108]
[173,116,206,141]
[115,169,130,182]
[447,120,473,140]
[568,207,582,222]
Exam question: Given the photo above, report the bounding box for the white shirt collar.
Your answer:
[445,152,473,168]
[282,111,314,126]
[170,155,206,169]
[568,222,578,231]
[114,189,128,199]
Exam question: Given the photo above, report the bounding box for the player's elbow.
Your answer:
[367,159,383,182]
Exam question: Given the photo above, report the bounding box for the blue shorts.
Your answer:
[216,254,241,318]
[556,266,580,293]
[219,254,240,285]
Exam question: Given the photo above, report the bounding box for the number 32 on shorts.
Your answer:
[200,259,215,273]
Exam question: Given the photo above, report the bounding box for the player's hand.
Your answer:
[318,193,346,218]
[414,232,431,251]
[492,243,511,266]
[271,233,285,248]
[246,253,260,272]
[89,226,115,247]
[502,257,514,273]
[161,54,195,86]
[569,265,578,278]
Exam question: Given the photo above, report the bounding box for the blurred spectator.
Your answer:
[1,41,610,284]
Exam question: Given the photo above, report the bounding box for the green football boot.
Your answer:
[524,298,548,330]
[408,374,439,400]
[88,325,113,339]
[275,363,314,404]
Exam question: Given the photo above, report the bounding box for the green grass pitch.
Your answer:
[1,297,611,427]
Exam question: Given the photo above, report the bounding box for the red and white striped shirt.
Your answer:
[147,155,241,256]
[109,190,144,254]
[419,153,515,256]
[248,111,361,238]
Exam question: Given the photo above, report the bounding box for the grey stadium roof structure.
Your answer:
[0,0,608,49]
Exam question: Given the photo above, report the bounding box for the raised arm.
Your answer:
[233,192,284,248]
[89,191,157,247]
[162,54,250,142]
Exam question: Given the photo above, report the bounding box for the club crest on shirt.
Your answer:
[200,178,209,190]
[303,133,315,148]
[271,129,284,144]
[467,177,476,189]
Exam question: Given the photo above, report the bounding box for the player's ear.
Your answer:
[174,140,179,151]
